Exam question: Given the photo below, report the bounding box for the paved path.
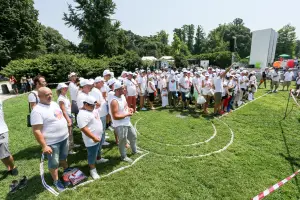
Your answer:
[0,81,19,101]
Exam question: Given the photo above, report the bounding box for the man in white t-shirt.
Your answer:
[270,68,281,93]
[138,70,147,111]
[179,70,190,109]
[90,77,109,163]
[283,68,294,91]
[77,79,93,110]
[0,100,18,176]
[77,96,102,179]
[28,75,47,110]
[31,87,69,192]
[110,81,142,163]
[68,72,79,116]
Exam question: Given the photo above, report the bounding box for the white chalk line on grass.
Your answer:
[218,91,271,119]
[135,118,234,159]
[134,118,217,147]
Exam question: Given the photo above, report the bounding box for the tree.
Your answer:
[157,30,169,45]
[0,0,45,67]
[193,25,206,54]
[174,28,184,41]
[41,25,72,54]
[276,24,297,57]
[171,33,190,57]
[63,0,122,57]
[295,40,300,57]
[207,24,229,52]
[186,24,195,53]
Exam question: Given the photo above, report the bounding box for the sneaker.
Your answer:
[141,107,147,111]
[73,144,81,148]
[68,150,77,155]
[90,168,100,180]
[102,141,110,146]
[135,111,139,113]
[18,176,28,190]
[53,180,65,192]
[9,180,19,193]
[133,150,143,155]
[108,126,114,131]
[122,157,133,163]
[9,167,18,176]
[96,158,109,164]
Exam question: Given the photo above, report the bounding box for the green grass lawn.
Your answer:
[1,84,300,200]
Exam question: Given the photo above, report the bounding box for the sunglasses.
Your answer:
[84,102,96,107]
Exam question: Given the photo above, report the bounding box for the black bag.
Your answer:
[27,92,38,127]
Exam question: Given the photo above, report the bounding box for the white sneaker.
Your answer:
[96,158,109,164]
[133,150,143,154]
[122,157,133,163]
[105,135,110,139]
[135,111,139,113]
[141,107,147,111]
[68,150,77,155]
[102,141,110,146]
[73,144,81,148]
[108,126,114,131]
[90,168,100,180]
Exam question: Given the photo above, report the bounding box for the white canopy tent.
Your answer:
[141,56,157,61]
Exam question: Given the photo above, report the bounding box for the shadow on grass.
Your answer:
[5,175,46,200]
[13,145,41,161]
[279,120,300,198]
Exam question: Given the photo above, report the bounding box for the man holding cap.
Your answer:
[31,87,69,191]
[77,79,94,110]
[110,81,141,163]
[77,96,102,179]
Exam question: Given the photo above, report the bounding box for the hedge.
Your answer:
[189,51,241,68]
[1,51,142,83]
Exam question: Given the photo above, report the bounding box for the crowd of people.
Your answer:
[9,75,33,94]
[1,64,299,193]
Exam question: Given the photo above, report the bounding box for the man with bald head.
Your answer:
[31,87,69,192]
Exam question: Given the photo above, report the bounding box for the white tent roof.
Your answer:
[141,56,157,61]
[160,56,174,60]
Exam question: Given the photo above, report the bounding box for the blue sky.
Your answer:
[34,0,300,44]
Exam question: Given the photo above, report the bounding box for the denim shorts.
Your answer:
[47,138,69,169]
[87,143,100,165]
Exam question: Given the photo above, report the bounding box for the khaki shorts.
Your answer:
[283,81,291,87]
[0,143,11,160]
[214,92,222,104]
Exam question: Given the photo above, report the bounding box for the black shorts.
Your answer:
[71,100,79,114]
[149,92,155,102]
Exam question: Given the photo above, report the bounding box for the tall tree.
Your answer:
[295,40,300,58]
[276,24,297,57]
[63,0,123,57]
[193,25,206,54]
[173,28,184,41]
[186,24,195,53]
[157,30,169,45]
[0,0,45,67]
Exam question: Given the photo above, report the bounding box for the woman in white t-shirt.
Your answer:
[147,75,156,110]
[202,73,213,114]
[125,72,138,113]
[77,96,102,180]
[56,83,76,155]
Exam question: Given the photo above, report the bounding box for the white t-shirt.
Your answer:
[110,96,131,127]
[192,77,202,93]
[271,71,281,82]
[168,80,177,92]
[28,90,39,103]
[68,82,79,101]
[77,92,89,110]
[202,79,213,93]
[147,81,155,93]
[138,76,147,94]
[179,76,190,92]
[284,71,294,81]
[240,76,247,89]
[0,100,8,134]
[213,76,223,93]
[77,109,103,147]
[124,79,137,96]
[57,95,71,116]
[30,102,68,145]
[90,87,108,117]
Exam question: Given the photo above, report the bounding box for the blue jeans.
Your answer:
[87,143,100,165]
[47,138,69,169]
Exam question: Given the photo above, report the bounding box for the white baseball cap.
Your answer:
[94,76,104,83]
[103,69,111,76]
[80,79,93,87]
[114,81,124,90]
[121,71,128,76]
[107,78,116,86]
[83,96,97,105]
[205,73,210,77]
[68,72,77,78]
[57,83,68,90]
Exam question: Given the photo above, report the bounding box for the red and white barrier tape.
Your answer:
[252,169,300,200]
